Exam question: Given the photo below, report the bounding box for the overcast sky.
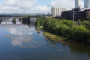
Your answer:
[0,0,84,14]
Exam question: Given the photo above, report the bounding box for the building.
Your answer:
[86,11,90,20]
[84,0,90,8]
[75,0,81,8]
[30,18,36,23]
[51,7,66,17]
[61,8,90,20]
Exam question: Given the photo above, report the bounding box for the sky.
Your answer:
[0,0,84,14]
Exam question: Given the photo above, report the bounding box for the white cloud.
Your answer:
[35,6,50,13]
[49,0,84,10]
[0,0,84,13]
[0,0,37,13]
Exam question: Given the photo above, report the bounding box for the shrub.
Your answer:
[71,25,88,43]
[88,30,90,45]
[57,24,70,37]
[37,21,40,27]
[81,21,90,29]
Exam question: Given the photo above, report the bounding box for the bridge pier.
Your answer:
[5,19,7,24]
[3,19,4,21]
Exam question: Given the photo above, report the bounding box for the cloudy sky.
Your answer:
[0,0,84,13]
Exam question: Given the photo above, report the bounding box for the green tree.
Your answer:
[12,17,16,24]
[22,15,30,24]
[71,25,88,43]
[37,21,40,27]
[81,21,90,29]
[0,19,2,24]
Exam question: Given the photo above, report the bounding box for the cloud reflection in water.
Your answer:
[0,24,37,48]
[10,35,33,47]
[0,24,36,35]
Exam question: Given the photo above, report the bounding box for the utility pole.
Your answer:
[73,8,74,21]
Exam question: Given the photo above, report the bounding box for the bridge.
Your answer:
[0,17,26,24]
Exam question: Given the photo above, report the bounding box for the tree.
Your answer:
[12,17,16,24]
[71,25,88,42]
[37,21,40,27]
[0,19,2,24]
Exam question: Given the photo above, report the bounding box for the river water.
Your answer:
[0,23,90,60]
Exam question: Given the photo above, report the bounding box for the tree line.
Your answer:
[35,17,90,45]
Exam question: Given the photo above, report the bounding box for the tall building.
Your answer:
[75,0,81,8]
[51,7,66,17]
[84,0,90,8]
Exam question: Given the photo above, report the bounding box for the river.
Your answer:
[0,23,90,60]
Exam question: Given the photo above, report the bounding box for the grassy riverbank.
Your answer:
[35,26,43,29]
[43,32,90,47]
[43,32,67,43]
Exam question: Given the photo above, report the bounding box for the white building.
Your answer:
[75,0,81,8]
[51,7,66,17]
[84,0,90,8]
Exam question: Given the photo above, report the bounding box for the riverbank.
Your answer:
[35,26,43,29]
[43,32,90,48]
[43,32,67,43]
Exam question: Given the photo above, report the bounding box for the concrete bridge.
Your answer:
[0,17,26,24]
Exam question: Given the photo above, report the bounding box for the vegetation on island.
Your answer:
[12,17,16,24]
[35,17,90,45]
[22,15,31,24]
[0,19,2,24]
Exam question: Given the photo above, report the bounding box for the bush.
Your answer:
[58,24,70,37]
[22,15,30,24]
[36,21,40,27]
[81,21,90,29]
[88,30,90,45]
[71,25,88,43]
[0,19,2,24]
[61,20,76,28]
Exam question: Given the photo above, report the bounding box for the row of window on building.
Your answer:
[51,7,66,17]
[51,7,90,20]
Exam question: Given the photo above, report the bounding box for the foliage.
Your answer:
[22,15,31,24]
[12,17,16,24]
[0,19,2,24]
[58,24,70,37]
[81,21,90,29]
[88,30,90,45]
[70,25,88,43]
[35,18,90,45]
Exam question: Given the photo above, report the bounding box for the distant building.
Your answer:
[51,7,66,17]
[30,18,36,23]
[84,0,90,8]
[75,0,81,8]
[61,8,90,20]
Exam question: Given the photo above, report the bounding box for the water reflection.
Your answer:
[0,24,36,35]
[0,23,90,60]
[69,45,90,57]
[10,35,33,47]
[1,19,21,24]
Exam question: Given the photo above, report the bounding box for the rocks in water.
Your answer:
[7,35,9,37]
[39,41,41,43]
